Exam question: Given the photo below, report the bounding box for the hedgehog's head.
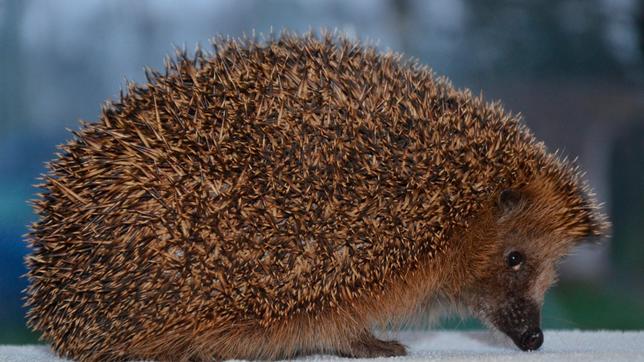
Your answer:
[454,176,609,351]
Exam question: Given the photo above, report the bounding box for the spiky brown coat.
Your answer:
[26,34,606,361]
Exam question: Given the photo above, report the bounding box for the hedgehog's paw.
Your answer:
[340,332,407,358]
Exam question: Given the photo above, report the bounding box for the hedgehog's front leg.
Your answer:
[338,331,407,358]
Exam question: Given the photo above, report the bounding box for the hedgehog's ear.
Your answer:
[497,189,525,215]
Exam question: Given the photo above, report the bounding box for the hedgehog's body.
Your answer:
[27,34,607,361]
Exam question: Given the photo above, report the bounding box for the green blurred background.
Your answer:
[1,0,643,344]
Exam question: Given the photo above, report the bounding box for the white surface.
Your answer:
[1,331,643,362]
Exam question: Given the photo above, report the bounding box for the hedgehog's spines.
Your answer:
[26,33,607,361]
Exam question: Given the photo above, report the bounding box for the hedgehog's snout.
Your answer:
[518,328,543,351]
[491,297,543,351]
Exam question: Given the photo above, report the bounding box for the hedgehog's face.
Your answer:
[466,231,554,351]
[460,186,601,351]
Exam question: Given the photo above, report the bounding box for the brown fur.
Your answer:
[25,32,608,361]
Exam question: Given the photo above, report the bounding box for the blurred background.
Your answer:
[1,0,643,344]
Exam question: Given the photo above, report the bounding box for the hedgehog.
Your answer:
[26,33,609,361]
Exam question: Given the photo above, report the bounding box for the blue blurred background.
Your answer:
[1,0,643,344]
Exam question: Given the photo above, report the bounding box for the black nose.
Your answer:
[518,328,543,351]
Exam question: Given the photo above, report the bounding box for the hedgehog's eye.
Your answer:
[507,251,524,270]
